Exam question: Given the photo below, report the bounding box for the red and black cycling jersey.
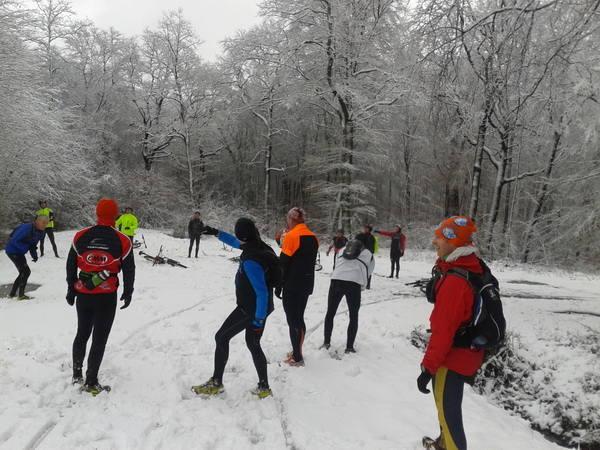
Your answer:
[66,219,135,295]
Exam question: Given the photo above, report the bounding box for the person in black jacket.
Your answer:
[65,199,135,395]
[279,207,319,367]
[191,218,279,398]
[355,225,376,289]
[188,211,204,258]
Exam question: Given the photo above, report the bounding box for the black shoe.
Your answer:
[321,342,331,350]
[387,275,393,278]
[344,347,356,354]
[80,382,111,396]
[72,375,84,385]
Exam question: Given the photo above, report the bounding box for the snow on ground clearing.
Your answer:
[1,228,597,449]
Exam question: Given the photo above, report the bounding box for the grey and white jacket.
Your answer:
[331,247,375,290]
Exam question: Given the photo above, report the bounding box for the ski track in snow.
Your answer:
[1,228,594,449]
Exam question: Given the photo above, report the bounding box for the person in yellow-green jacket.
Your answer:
[115,207,138,241]
[37,200,59,257]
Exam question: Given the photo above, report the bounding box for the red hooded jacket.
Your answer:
[421,250,484,376]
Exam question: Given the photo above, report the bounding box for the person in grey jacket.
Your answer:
[322,239,375,353]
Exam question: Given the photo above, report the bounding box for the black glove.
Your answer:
[417,366,432,394]
[201,226,219,236]
[32,257,38,263]
[400,251,404,257]
[274,285,282,299]
[66,290,76,306]
[120,293,132,309]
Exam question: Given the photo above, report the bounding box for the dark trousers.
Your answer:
[390,255,401,277]
[282,290,310,361]
[433,366,467,450]
[188,236,200,257]
[72,292,117,385]
[40,228,58,257]
[213,306,268,386]
[6,253,31,297]
[324,280,362,349]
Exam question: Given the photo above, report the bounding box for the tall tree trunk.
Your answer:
[522,129,562,263]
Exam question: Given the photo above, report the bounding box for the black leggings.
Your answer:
[40,228,58,256]
[72,292,117,385]
[282,290,310,361]
[6,253,31,297]
[213,306,269,386]
[323,280,362,349]
[188,236,200,257]
[390,255,401,276]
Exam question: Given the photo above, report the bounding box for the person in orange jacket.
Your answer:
[417,216,484,450]
[278,207,319,367]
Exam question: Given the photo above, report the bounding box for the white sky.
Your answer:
[66,0,262,61]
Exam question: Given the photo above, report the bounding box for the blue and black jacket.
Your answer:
[6,223,44,259]
[218,231,274,325]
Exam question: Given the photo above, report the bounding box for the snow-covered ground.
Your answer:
[0,228,598,449]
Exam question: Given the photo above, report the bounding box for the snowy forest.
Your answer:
[1,0,600,269]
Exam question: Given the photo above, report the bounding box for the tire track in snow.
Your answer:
[118,292,231,346]
[25,419,58,450]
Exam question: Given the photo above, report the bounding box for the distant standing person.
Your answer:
[418,216,483,450]
[5,215,48,300]
[374,225,406,278]
[323,239,374,354]
[37,200,59,257]
[279,207,319,367]
[115,207,138,241]
[188,211,204,258]
[66,199,135,395]
[355,225,376,289]
[191,218,279,398]
[325,229,348,267]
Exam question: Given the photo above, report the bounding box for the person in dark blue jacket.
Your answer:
[191,218,279,399]
[5,215,49,299]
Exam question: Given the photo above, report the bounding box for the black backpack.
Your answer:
[426,258,506,350]
[341,239,365,260]
[242,241,283,289]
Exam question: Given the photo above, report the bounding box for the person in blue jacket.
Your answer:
[191,218,279,399]
[5,215,49,299]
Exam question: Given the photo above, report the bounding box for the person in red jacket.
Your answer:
[417,216,483,450]
[374,225,406,278]
[66,199,135,395]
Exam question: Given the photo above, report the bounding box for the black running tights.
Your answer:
[213,306,268,386]
[323,279,362,349]
[282,290,309,361]
[72,292,117,385]
[6,253,31,297]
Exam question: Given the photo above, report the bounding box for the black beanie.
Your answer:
[235,218,258,242]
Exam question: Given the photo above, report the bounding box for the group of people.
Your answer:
[325,224,406,288]
[4,201,138,303]
[4,198,483,449]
